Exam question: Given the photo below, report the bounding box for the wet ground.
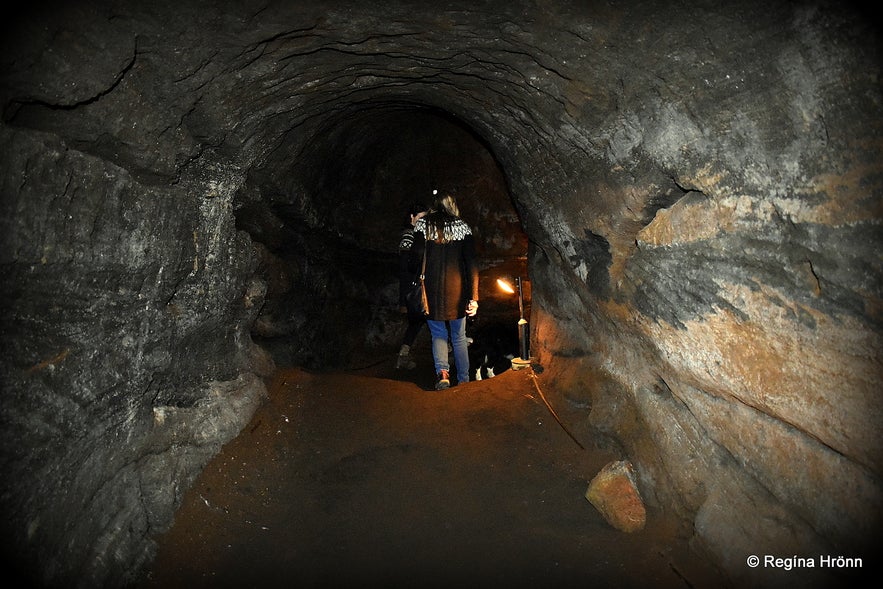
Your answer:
[138,329,726,588]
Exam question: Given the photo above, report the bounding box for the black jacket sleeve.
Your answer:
[399,229,422,306]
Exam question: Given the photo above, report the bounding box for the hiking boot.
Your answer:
[435,370,450,390]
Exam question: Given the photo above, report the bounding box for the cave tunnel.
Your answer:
[1,0,881,587]
[240,102,529,370]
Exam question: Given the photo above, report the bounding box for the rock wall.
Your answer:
[0,124,271,585]
[520,3,883,586]
[1,0,880,586]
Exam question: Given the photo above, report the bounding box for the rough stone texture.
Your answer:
[1,0,880,586]
[0,123,270,586]
[585,460,647,533]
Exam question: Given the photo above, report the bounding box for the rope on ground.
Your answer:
[529,368,585,450]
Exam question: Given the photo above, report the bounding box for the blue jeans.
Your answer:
[427,317,470,385]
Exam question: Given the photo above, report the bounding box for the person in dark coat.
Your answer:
[412,193,479,389]
[396,202,428,369]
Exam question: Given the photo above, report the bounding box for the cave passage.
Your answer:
[2,2,879,586]
[239,102,530,370]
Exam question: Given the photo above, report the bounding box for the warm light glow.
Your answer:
[497,278,515,294]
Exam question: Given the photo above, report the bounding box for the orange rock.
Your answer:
[585,460,646,533]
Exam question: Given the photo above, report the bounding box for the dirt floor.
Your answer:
[138,340,726,588]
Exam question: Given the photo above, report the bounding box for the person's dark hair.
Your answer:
[408,202,427,216]
[405,202,427,227]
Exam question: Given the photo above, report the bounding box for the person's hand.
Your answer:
[466,300,478,317]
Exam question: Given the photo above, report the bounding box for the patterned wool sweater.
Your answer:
[412,215,479,321]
